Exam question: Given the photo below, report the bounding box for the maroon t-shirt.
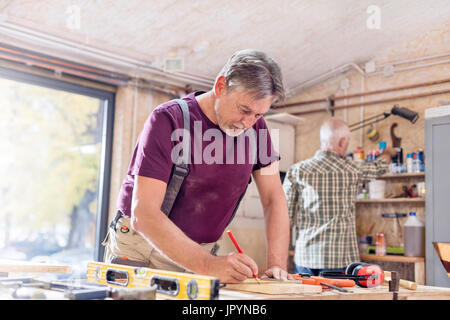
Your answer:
[117,91,279,243]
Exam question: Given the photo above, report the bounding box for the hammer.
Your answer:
[388,271,400,300]
[383,271,417,290]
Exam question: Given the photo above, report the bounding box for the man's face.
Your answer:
[213,80,273,136]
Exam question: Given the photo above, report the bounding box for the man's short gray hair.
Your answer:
[320,119,350,149]
[218,49,285,104]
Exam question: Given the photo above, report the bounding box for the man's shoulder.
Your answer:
[290,152,355,174]
[152,99,183,116]
[289,157,318,174]
[149,97,195,129]
[152,92,204,121]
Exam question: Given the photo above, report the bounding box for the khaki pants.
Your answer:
[102,213,218,273]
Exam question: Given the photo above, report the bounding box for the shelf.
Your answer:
[378,172,425,179]
[360,254,424,263]
[356,198,425,204]
[289,251,425,263]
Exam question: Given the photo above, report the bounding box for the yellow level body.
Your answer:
[87,261,220,300]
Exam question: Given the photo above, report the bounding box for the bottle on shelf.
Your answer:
[403,212,425,257]
[406,153,414,173]
[379,141,386,154]
[353,147,364,162]
[412,153,421,173]
[418,149,425,172]
[375,232,386,256]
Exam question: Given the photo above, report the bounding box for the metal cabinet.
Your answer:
[425,105,450,287]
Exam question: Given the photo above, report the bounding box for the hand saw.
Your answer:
[292,274,355,289]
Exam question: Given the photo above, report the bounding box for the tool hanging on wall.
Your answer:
[367,125,380,142]
[86,261,220,300]
[390,123,402,148]
[349,104,419,132]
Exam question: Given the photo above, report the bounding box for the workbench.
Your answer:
[219,284,450,300]
[1,281,449,300]
[1,259,449,301]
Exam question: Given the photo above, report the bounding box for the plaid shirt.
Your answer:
[283,150,388,269]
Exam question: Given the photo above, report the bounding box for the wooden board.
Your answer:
[361,254,424,263]
[356,198,425,203]
[219,284,450,300]
[223,278,322,295]
[0,259,73,274]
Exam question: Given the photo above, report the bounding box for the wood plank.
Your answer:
[361,254,424,263]
[414,261,426,284]
[378,172,425,179]
[356,198,425,203]
[220,284,450,300]
[223,278,322,295]
[0,260,73,274]
[397,285,450,300]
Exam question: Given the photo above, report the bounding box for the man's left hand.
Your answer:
[263,266,294,280]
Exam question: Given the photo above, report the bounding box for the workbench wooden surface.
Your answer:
[219,284,450,300]
[0,259,73,274]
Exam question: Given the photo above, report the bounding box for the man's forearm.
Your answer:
[264,199,290,270]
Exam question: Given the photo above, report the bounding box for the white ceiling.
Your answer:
[1,0,450,96]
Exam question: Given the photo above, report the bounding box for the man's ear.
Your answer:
[213,75,227,97]
[338,137,347,149]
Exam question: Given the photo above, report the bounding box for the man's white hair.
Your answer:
[320,119,350,149]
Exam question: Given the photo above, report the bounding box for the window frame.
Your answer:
[0,66,115,262]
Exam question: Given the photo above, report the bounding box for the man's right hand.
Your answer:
[204,252,259,284]
[380,146,398,162]
[384,146,398,157]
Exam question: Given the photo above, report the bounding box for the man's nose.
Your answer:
[241,115,255,129]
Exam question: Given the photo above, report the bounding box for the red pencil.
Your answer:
[226,229,260,282]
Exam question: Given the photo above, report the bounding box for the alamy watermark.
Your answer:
[366,5,381,30]
[66,5,81,31]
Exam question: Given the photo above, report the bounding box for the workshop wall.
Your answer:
[277,21,450,253]
[285,21,450,163]
[223,21,450,271]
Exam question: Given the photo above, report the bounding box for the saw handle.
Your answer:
[292,274,355,288]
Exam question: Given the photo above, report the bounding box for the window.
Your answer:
[0,67,114,275]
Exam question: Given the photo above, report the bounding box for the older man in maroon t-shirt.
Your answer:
[103,49,291,283]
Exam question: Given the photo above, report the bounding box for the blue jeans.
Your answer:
[294,264,346,277]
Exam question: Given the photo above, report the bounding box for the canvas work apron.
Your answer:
[102,211,219,272]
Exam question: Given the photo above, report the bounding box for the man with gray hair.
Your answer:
[283,118,397,276]
[103,49,291,283]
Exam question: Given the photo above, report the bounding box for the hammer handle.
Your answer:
[384,271,417,290]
